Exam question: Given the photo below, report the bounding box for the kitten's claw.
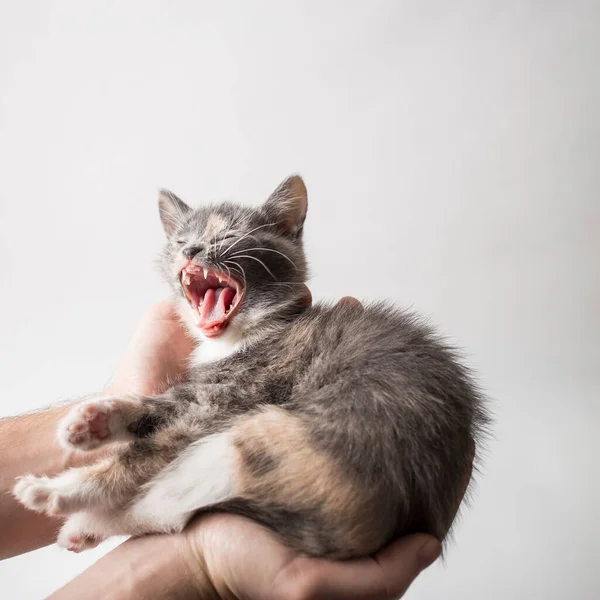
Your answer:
[58,398,131,451]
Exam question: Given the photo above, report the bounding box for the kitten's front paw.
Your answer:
[58,397,132,451]
[13,474,80,516]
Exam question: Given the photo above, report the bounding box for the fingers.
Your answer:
[336,296,362,309]
[370,534,441,599]
[297,534,440,600]
[300,285,313,309]
[300,288,362,310]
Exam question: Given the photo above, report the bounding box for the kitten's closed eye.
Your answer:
[174,233,236,251]
[216,232,239,245]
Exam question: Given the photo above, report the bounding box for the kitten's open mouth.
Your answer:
[180,264,245,338]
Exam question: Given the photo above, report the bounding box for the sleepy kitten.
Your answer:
[14,175,488,557]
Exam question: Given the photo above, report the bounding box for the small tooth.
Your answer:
[218,275,224,283]
[203,268,209,279]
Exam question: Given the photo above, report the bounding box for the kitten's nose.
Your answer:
[182,244,205,259]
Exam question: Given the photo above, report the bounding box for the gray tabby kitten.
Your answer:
[14,176,487,557]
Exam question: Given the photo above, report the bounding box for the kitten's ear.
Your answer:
[262,175,308,236]
[158,189,192,237]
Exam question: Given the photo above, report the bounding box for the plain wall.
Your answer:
[0,1,598,598]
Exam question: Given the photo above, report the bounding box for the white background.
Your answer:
[0,1,598,598]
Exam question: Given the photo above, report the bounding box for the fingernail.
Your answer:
[418,538,442,569]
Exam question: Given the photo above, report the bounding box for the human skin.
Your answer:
[0,300,194,559]
[1,298,470,599]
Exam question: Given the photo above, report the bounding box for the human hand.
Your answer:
[104,299,195,397]
[180,512,442,600]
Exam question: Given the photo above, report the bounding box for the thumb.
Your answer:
[373,534,442,599]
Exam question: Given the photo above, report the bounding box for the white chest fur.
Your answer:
[192,325,243,365]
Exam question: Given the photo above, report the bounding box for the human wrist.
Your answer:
[49,532,217,600]
[0,404,71,478]
[125,535,219,600]
[0,404,75,559]
[176,536,223,600]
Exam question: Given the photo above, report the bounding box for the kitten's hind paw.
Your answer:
[58,397,135,451]
[58,513,107,552]
[57,530,103,553]
[13,475,54,513]
[13,473,83,516]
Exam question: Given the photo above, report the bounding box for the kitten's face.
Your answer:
[158,176,309,340]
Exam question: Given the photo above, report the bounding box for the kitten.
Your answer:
[14,176,488,557]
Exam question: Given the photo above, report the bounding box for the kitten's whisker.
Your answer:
[229,247,298,271]
[222,262,233,282]
[224,261,247,288]
[223,223,276,255]
[230,254,277,280]
[224,260,247,285]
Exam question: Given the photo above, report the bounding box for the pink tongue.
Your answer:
[199,287,235,328]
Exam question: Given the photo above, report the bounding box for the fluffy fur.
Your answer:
[14,175,488,558]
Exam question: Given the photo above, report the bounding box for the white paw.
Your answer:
[57,513,108,552]
[57,528,103,552]
[58,397,130,451]
[13,475,53,513]
[13,474,80,516]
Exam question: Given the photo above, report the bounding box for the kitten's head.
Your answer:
[158,175,309,340]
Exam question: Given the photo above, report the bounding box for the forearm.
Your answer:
[0,404,73,558]
[0,398,112,559]
[1,404,71,478]
[49,533,219,600]
[1,396,220,599]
